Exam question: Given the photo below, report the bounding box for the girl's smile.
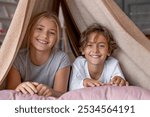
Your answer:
[30,17,57,52]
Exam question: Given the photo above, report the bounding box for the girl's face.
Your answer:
[82,32,110,65]
[30,17,57,52]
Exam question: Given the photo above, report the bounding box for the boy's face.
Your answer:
[82,32,110,65]
[30,17,57,52]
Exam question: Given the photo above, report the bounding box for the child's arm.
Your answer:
[37,66,70,97]
[108,60,129,86]
[6,67,22,89]
[83,78,104,87]
[109,76,129,86]
[6,67,38,94]
[69,63,85,90]
[15,82,38,94]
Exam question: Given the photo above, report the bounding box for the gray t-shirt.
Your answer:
[13,48,71,88]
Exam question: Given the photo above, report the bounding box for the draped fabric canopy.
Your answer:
[0,0,150,90]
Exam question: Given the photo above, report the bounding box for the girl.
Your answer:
[69,23,128,91]
[6,12,71,97]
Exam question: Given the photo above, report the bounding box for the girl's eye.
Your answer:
[48,31,56,36]
[36,27,43,31]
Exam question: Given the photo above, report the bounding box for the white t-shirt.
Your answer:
[69,56,125,90]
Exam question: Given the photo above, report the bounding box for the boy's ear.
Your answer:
[82,51,85,55]
[107,49,111,56]
[107,52,110,56]
[80,48,85,55]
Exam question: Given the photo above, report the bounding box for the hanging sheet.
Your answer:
[0,0,150,91]
[62,0,150,90]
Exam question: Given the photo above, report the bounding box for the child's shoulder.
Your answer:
[75,56,86,61]
[18,48,27,53]
[17,48,28,57]
[53,49,68,57]
[74,56,86,64]
[106,56,119,65]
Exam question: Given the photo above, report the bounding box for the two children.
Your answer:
[6,11,128,96]
[69,23,128,90]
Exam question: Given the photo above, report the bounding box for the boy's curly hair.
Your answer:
[80,23,117,55]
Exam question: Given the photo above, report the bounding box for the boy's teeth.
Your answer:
[92,55,99,58]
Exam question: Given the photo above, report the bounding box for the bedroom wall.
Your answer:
[115,0,150,39]
[0,0,18,46]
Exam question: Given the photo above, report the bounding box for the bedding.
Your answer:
[0,90,56,100]
[0,86,150,100]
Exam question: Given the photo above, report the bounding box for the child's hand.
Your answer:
[109,76,129,86]
[83,78,104,87]
[36,84,53,97]
[15,82,38,95]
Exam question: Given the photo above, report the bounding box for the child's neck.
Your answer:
[29,47,51,66]
[88,63,104,80]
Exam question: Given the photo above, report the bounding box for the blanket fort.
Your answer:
[0,0,150,91]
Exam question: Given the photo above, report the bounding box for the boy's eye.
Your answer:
[98,44,105,48]
[87,44,92,46]
[86,44,93,47]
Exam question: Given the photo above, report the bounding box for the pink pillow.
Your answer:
[0,90,56,100]
[59,86,150,100]
[0,86,150,100]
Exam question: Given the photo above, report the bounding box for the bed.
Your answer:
[0,86,150,100]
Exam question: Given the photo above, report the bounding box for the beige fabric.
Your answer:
[65,0,150,90]
[0,0,150,90]
[0,0,33,85]
[0,0,56,85]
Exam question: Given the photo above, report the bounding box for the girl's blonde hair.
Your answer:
[26,11,61,49]
[80,23,117,55]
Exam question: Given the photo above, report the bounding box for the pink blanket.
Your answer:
[0,86,150,100]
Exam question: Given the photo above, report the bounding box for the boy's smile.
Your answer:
[82,32,110,66]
